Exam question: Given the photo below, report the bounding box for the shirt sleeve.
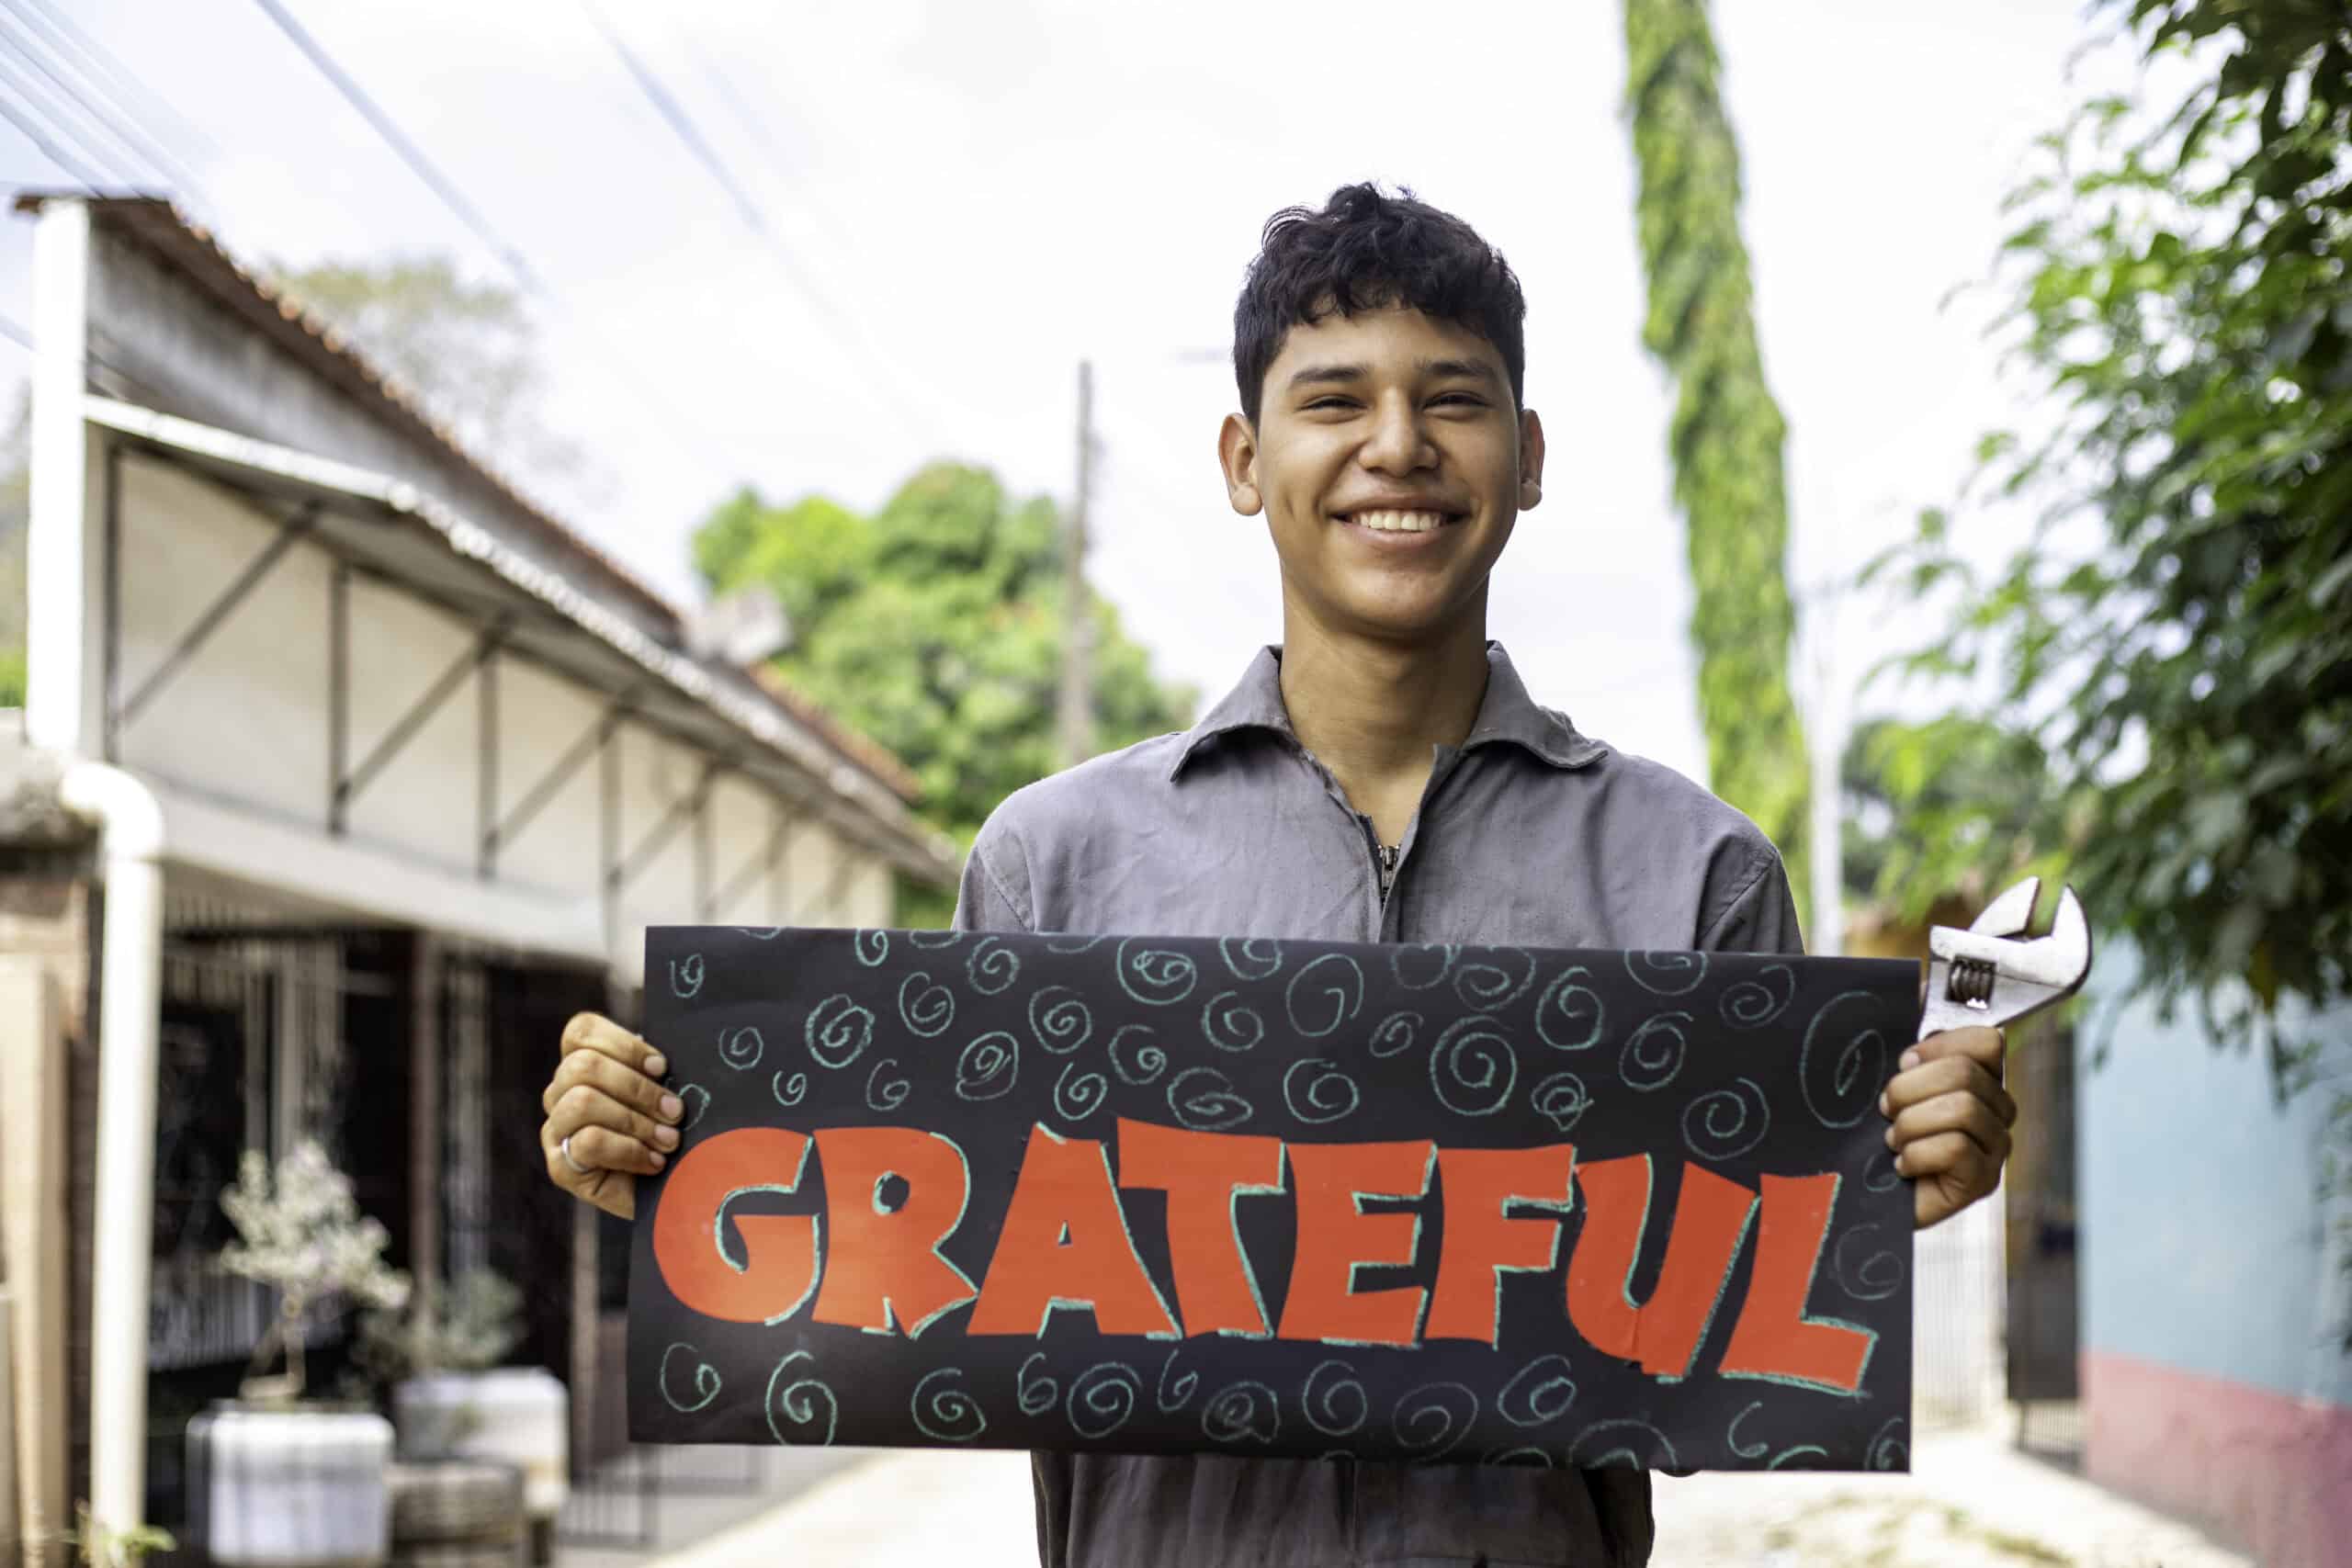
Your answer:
[950,816,1033,934]
[1699,848,1807,957]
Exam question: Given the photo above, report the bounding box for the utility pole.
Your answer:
[1057,358,1096,771]
[1804,581,1846,956]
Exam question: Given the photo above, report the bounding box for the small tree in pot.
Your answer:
[218,1139,412,1401]
[356,1268,526,1452]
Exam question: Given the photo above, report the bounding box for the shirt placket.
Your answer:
[1290,741,1471,942]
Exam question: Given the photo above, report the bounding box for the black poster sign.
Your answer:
[630,927,1921,1473]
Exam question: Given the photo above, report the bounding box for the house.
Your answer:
[0,193,959,1557]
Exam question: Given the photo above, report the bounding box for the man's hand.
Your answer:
[539,1012,683,1222]
[1880,1024,2016,1232]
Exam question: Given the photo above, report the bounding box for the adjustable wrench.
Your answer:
[1919,875,2094,1037]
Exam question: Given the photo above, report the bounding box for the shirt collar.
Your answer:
[1167,640,1608,782]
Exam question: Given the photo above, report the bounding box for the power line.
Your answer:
[571,0,937,447]
[9,0,221,168]
[0,0,217,210]
[242,0,762,494]
[0,29,144,188]
[0,77,105,188]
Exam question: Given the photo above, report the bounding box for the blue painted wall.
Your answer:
[2077,943,2352,1405]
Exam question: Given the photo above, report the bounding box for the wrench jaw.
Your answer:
[1919,878,2096,1037]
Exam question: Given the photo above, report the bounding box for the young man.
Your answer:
[540,184,2016,1568]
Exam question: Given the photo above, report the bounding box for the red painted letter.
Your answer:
[1719,1172,1875,1393]
[650,1127,820,1325]
[968,1125,1179,1337]
[1117,1118,1285,1337]
[1277,1139,1434,1348]
[1425,1144,1578,1345]
[809,1128,977,1337]
[1566,1156,1757,1378]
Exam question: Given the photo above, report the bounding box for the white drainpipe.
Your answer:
[58,761,165,1536]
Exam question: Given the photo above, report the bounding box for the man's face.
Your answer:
[1219,302,1543,647]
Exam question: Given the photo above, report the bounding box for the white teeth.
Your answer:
[1348,509,1451,533]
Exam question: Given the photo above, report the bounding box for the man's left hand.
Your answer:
[1880,1025,2016,1231]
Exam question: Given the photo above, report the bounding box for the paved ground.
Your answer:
[626,1421,2252,1568]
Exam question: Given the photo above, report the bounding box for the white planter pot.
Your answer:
[186,1403,392,1567]
[392,1368,569,1521]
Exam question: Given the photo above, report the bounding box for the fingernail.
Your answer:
[654,1125,680,1149]
[1884,1126,1897,1149]
[1899,1049,1921,1072]
[646,1053,669,1077]
[1877,1091,1890,1116]
[649,1150,665,1170]
[661,1093,684,1120]
[1893,1152,1908,1175]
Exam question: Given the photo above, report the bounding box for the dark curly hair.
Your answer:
[1233,182,1527,426]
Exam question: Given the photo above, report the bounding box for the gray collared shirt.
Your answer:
[953,641,1803,1568]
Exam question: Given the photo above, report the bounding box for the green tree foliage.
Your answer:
[1840,715,2070,914]
[1621,0,1812,920]
[1870,0,2351,1085]
[695,463,1196,924]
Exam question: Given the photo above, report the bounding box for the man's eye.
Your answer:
[1303,398,1354,411]
[1434,393,1485,407]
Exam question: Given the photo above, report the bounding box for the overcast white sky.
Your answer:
[1,0,2136,786]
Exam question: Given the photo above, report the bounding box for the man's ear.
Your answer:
[1218,412,1263,517]
[1517,408,1546,511]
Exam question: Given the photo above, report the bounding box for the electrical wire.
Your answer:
[10,0,221,168]
[0,76,104,188]
[0,4,213,209]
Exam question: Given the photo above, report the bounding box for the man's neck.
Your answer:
[1277,615,1492,802]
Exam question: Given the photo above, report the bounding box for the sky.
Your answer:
[0,0,2143,788]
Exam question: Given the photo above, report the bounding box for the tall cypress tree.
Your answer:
[1622,0,1812,921]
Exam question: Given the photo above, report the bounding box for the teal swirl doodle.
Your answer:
[1217,937,1283,981]
[865,1057,910,1111]
[853,930,890,966]
[771,1070,808,1108]
[1200,1380,1280,1445]
[1282,1057,1359,1124]
[659,1343,721,1413]
[1833,1224,1903,1302]
[967,937,1020,996]
[1769,1446,1830,1470]
[1285,953,1364,1038]
[899,973,956,1038]
[1863,1146,1903,1192]
[1719,963,1796,1029]
[1168,1066,1252,1131]
[955,1032,1020,1101]
[1801,990,1892,1129]
[734,926,784,939]
[1570,1418,1678,1471]
[1044,934,1109,954]
[1534,966,1605,1050]
[1726,1401,1770,1460]
[804,995,875,1069]
[1117,938,1199,1005]
[1681,1076,1770,1159]
[1028,987,1094,1055]
[905,930,966,950]
[1430,1015,1518,1116]
[1066,1362,1142,1439]
[1391,942,1458,990]
[1454,948,1536,1011]
[1866,1416,1908,1471]
[1202,990,1265,1052]
[1155,1348,1198,1413]
[764,1351,837,1446]
[1624,951,1708,997]
[1016,1352,1057,1416]
[1498,1354,1577,1427]
[1108,1024,1168,1085]
[1531,1071,1593,1134]
[719,1025,765,1071]
[1481,1447,1555,1468]
[910,1367,987,1441]
[1621,1011,1690,1092]
[1392,1382,1479,1462]
[676,1084,710,1131]
[1053,1061,1108,1122]
[1369,1010,1423,1058]
[668,953,704,998]
[1301,1359,1367,1437]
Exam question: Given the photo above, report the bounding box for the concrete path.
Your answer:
[643,1422,2252,1567]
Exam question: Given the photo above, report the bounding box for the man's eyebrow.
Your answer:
[1283,357,1501,394]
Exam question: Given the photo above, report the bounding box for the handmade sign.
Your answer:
[630,928,1921,1473]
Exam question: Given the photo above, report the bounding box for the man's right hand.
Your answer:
[539,1012,684,1222]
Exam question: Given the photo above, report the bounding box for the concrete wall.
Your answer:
[2079,944,2352,1566]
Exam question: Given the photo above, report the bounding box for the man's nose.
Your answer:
[1359,393,1436,473]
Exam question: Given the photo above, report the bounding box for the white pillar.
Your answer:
[25,199,94,757]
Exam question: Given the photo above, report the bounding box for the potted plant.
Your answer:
[358,1269,568,1564]
[185,1140,410,1568]
[62,1502,175,1567]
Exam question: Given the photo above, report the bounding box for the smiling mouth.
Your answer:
[1333,508,1464,534]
